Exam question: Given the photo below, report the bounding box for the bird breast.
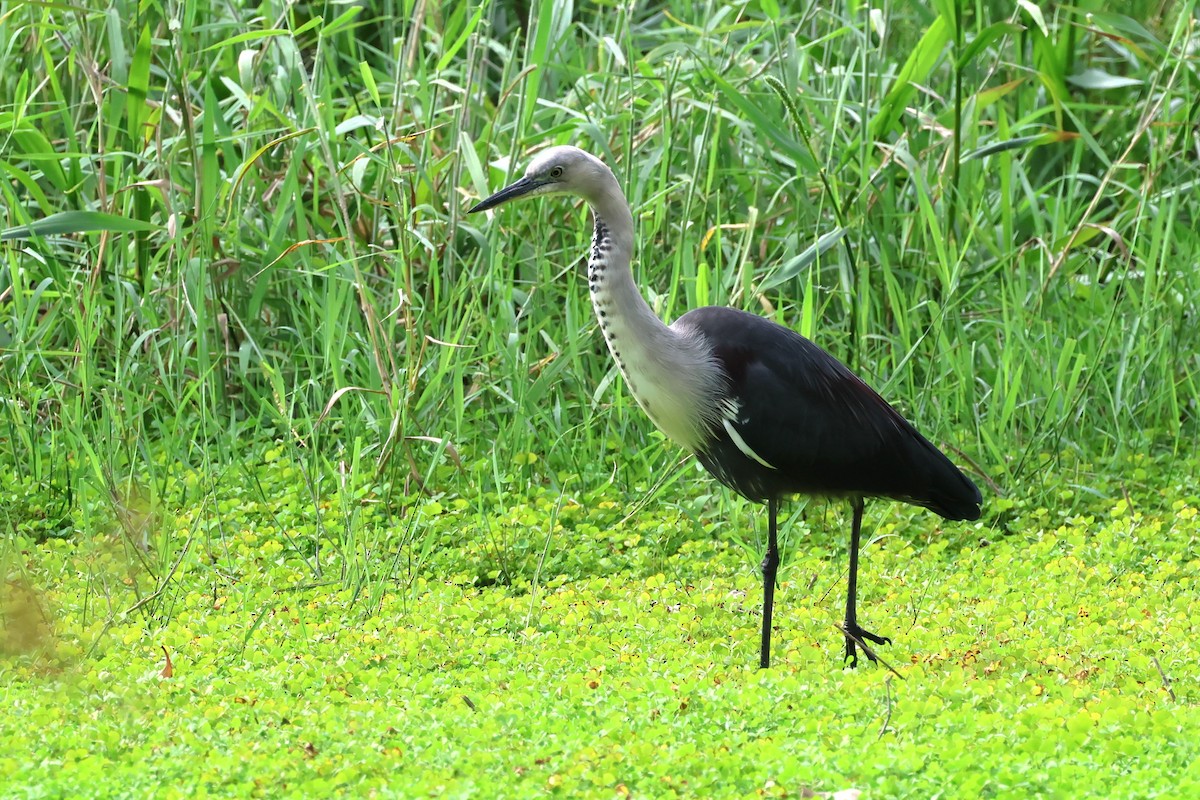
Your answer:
[604,321,722,452]
[588,278,724,450]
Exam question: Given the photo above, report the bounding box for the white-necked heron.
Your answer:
[468,145,982,668]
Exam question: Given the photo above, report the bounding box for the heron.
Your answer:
[468,145,982,669]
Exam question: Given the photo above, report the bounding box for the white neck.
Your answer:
[582,172,721,452]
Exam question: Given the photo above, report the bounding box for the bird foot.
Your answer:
[839,621,892,669]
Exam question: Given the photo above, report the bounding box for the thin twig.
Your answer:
[1152,655,1176,703]
[839,623,904,680]
[877,675,894,740]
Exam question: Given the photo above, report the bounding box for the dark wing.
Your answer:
[676,306,981,520]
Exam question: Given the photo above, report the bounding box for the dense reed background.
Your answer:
[3,0,1199,796]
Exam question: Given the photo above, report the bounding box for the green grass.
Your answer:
[4,444,1200,798]
[3,0,1200,795]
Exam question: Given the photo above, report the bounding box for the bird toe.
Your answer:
[840,622,892,667]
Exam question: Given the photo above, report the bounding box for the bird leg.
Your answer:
[759,497,780,669]
[843,497,891,667]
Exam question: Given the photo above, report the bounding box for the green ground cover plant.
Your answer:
[2,0,1199,796]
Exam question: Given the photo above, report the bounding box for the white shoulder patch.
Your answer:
[722,416,777,470]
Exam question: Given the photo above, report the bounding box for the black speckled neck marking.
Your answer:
[588,215,634,391]
[591,217,611,264]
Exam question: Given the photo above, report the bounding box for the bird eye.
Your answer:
[550,166,564,179]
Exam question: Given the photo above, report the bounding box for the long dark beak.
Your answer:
[468,175,539,214]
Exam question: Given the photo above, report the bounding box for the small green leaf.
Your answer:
[318,6,363,38]
[963,130,1079,160]
[1016,0,1048,36]
[759,228,847,291]
[127,24,152,145]
[1,211,158,240]
[359,61,380,106]
[871,15,951,139]
[1066,68,1142,90]
[958,22,1023,69]
[437,4,485,72]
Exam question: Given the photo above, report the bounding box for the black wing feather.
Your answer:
[677,306,981,520]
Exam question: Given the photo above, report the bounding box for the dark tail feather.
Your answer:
[906,434,983,521]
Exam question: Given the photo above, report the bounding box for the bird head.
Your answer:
[468,146,613,213]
